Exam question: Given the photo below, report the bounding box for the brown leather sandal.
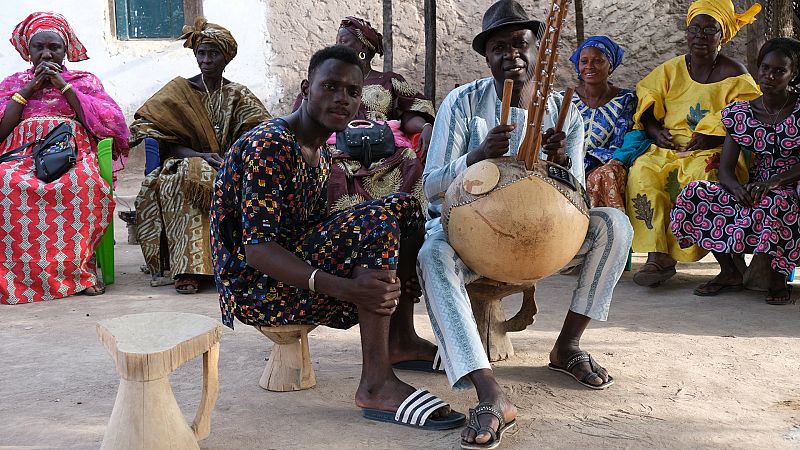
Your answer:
[82,283,106,296]
[175,276,199,294]
[633,261,676,287]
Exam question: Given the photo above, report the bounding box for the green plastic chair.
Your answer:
[625,248,633,272]
[96,138,114,285]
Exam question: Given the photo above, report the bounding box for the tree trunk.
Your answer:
[574,0,585,44]
[424,0,437,101]
[745,0,766,73]
[771,0,794,38]
[383,0,393,72]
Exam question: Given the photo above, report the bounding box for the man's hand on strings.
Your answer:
[468,124,516,165]
[541,128,569,166]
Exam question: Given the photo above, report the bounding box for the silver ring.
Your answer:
[394,299,399,307]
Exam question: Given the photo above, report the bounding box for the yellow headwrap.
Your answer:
[686,0,761,44]
[179,17,237,63]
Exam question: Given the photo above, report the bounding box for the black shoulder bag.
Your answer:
[0,122,77,183]
[335,119,396,167]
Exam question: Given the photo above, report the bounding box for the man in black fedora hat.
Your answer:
[416,0,634,448]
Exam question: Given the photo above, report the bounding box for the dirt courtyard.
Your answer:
[1,167,800,449]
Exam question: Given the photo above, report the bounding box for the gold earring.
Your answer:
[359,51,366,60]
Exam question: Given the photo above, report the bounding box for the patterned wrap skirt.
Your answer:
[0,117,112,304]
[671,180,800,276]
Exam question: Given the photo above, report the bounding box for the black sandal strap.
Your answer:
[581,370,601,384]
[474,403,506,430]
[564,351,591,372]
[465,408,480,433]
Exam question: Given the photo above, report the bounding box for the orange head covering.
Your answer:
[686,0,761,44]
[10,12,88,62]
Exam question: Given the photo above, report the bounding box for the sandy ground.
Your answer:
[2,162,800,450]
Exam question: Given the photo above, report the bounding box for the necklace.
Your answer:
[687,54,717,84]
[762,94,792,127]
[201,74,224,133]
[578,84,613,109]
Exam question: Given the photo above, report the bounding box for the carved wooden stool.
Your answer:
[466,278,538,362]
[256,324,316,392]
[97,312,223,450]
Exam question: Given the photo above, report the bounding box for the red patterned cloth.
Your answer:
[0,118,112,304]
[10,12,88,62]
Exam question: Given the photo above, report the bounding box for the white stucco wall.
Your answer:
[0,0,759,121]
[0,0,279,117]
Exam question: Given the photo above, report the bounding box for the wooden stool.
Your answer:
[256,324,316,392]
[466,278,538,362]
[97,312,223,450]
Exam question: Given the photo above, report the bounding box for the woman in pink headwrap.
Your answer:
[0,12,129,304]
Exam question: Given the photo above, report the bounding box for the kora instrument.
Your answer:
[441,0,590,283]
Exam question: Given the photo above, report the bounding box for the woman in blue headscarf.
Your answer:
[561,35,636,210]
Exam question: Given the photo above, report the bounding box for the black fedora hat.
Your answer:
[472,0,545,56]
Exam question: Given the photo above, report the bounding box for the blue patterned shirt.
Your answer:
[562,88,636,172]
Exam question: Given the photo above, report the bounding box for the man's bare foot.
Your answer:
[389,334,438,365]
[354,374,451,417]
[462,372,517,446]
[549,343,611,388]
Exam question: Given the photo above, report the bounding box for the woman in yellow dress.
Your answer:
[627,0,762,287]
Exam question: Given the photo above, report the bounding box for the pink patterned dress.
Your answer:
[0,69,129,304]
[670,99,800,276]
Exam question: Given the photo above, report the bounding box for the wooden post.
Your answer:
[424,0,436,101]
[383,0,393,72]
[574,0,585,44]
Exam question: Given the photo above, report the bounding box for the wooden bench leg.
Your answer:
[470,293,514,362]
[257,325,317,392]
[467,283,538,363]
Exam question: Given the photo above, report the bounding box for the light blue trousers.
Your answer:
[417,207,633,389]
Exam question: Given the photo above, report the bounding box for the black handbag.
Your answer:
[0,122,77,183]
[335,119,396,167]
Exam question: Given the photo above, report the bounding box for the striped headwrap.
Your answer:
[10,12,88,62]
[339,16,384,56]
[179,17,237,63]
